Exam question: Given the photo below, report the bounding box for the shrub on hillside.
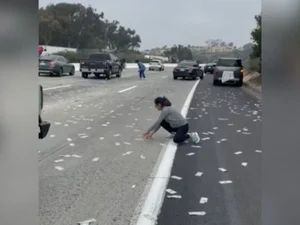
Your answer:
[53,51,80,62]
[53,51,151,63]
[248,57,261,73]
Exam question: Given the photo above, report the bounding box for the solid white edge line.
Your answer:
[118,85,137,93]
[135,79,200,225]
[44,84,72,91]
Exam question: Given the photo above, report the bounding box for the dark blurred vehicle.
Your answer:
[39,85,50,139]
[39,54,75,77]
[149,59,164,71]
[204,63,216,74]
[213,57,244,86]
[173,60,204,80]
[80,52,121,79]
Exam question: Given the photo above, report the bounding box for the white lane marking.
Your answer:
[44,84,71,91]
[118,85,137,93]
[135,80,200,225]
[162,76,167,78]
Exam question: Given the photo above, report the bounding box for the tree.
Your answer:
[250,13,261,59]
[163,45,193,62]
[39,3,142,51]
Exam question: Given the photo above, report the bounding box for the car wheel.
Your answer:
[106,69,111,80]
[95,73,101,78]
[213,80,218,86]
[57,68,63,77]
[173,76,177,80]
[200,75,204,80]
[69,67,75,75]
[82,73,88,79]
[116,68,122,78]
[237,80,243,87]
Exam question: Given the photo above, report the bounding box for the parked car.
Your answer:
[213,57,244,86]
[39,54,75,77]
[80,52,122,79]
[173,60,204,80]
[204,63,216,74]
[149,59,164,71]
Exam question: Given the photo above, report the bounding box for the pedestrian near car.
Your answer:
[136,60,146,79]
[143,96,200,144]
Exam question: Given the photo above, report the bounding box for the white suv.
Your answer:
[149,60,164,71]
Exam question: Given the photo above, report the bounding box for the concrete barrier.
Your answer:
[72,63,207,71]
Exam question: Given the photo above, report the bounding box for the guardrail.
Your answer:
[72,63,207,71]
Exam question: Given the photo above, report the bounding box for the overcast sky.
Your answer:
[39,0,261,49]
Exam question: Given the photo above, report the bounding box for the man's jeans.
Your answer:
[139,70,145,78]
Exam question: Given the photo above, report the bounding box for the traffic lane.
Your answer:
[39,69,196,225]
[157,77,261,225]
[42,69,167,113]
[40,69,174,155]
[39,68,163,89]
[40,69,171,160]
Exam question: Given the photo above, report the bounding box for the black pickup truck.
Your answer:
[80,52,122,79]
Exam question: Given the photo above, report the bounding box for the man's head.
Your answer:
[135,60,139,64]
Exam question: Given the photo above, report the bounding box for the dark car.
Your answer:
[39,85,50,139]
[204,63,216,74]
[80,53,121,79]
[39,54,75,77]
[173,60,204,80]
[213,57,244,86]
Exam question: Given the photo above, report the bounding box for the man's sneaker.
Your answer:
[190,132,200,144]
[167,132,176,139]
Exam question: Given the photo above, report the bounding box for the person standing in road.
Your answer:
[143,96,200,144]
[136,60,146,79]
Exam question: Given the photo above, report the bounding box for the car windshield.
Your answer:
[178,62,194,67]
[89,53,111,60]
[217,59,242,67]
[40,55,55,60]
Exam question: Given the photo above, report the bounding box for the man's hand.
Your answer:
[143,131,154,139]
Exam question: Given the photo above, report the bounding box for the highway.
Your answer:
[39,68,261,225]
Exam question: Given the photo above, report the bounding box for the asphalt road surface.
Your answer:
[157,76,261,225]
[39,69,261,225]
[39,68,196,225]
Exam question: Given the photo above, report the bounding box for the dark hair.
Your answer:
[135,60,139,63]
[154,96,172,107]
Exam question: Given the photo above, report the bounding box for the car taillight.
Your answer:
[240,69,244,76]
[188,68,194,73]
[214,69,220,74]
[173,68,178,72]
[50,61,56,66]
